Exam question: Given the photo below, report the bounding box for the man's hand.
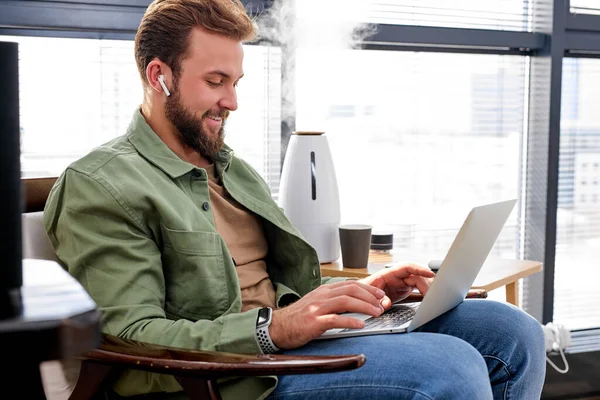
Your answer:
[359,264,435,310]
[269,281,387,349]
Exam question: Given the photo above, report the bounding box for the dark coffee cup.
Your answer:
[339,224,372,268]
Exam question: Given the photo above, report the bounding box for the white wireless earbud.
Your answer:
[158,74,171,97]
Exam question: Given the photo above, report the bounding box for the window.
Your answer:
[328,105,356,118]
[570,0,600,15]
[223,46,283,195]
[12,36,141,178]
[555,58,600,330]
[296,50,526,262]
[296,0,531,32]
[6,35,282,196]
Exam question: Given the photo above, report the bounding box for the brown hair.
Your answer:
[135,0,257,84]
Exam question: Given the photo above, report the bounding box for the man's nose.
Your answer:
[219,87,238,111]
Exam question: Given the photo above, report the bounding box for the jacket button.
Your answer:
[202,202,210,211]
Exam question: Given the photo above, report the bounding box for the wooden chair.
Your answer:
[22,177,365,400]
[23,176,486,400]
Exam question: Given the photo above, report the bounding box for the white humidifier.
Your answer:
[279,131,341,263]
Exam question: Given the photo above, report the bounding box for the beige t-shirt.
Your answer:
[205,164,277,312]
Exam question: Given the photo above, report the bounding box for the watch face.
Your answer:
[257,307,270,326]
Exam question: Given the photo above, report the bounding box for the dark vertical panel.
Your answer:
[0,40,22,318]
[523,0,567,323]
[542,0,567,324]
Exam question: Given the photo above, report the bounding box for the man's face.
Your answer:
[165,28,244,160]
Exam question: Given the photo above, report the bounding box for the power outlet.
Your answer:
[542,322,571,353]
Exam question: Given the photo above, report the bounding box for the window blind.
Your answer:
[14,36,139,178]
[570,0,600,15]
[7,35,282,198]
[297,0,531,32]
[554,58,600,331]
[224,46,282,199]
[367,0,531,31]
[296,50,527,275]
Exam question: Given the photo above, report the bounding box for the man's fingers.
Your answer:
[388,264,436,279]
[403,275,433,295]
[380,295,392,310]
[328,284,384,308]
[321,295,384,317]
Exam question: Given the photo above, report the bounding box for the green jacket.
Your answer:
[44,110,338,399]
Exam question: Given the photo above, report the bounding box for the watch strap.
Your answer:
[256,308,279,354]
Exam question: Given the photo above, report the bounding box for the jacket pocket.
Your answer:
[160,224,228,320]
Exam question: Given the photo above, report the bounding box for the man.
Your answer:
[44,0,546,399]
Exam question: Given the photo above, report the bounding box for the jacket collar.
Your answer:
[127,108,233,179]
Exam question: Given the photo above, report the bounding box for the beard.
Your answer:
[164,85,229,161]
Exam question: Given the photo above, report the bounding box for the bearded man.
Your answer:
[43,1,546,399]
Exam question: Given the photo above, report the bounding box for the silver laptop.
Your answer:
[317,199,517,340]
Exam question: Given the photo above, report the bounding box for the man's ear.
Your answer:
[146,59,171,97]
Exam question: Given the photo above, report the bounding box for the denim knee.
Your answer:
[412,299,546,399]
[484,302,547,399]
[485,302,546,370]
[423,334,493,399]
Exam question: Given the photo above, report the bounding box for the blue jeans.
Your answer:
[268,300,546,400]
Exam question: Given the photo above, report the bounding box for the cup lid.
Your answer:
[339,224,372,230]
[370,233,393,250]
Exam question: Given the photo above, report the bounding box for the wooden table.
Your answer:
[0,258,101,399]
[321,252,543,307]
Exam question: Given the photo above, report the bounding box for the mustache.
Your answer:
[203,109,230,120]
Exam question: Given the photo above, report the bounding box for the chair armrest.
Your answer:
[397,289,488,304]
[79,334,365,378]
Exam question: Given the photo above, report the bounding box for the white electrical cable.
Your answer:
[543,323,570,374]
[546,346,569,374]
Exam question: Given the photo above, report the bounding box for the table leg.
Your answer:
[506,280,520,307]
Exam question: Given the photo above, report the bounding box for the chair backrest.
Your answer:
[22,177,58,262]
[22,211,58,261]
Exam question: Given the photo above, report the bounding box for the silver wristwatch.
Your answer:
[256,307,279,354]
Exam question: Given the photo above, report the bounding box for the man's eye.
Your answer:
[207,81,222,87]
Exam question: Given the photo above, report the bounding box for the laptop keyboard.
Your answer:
[339,305,416,333]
